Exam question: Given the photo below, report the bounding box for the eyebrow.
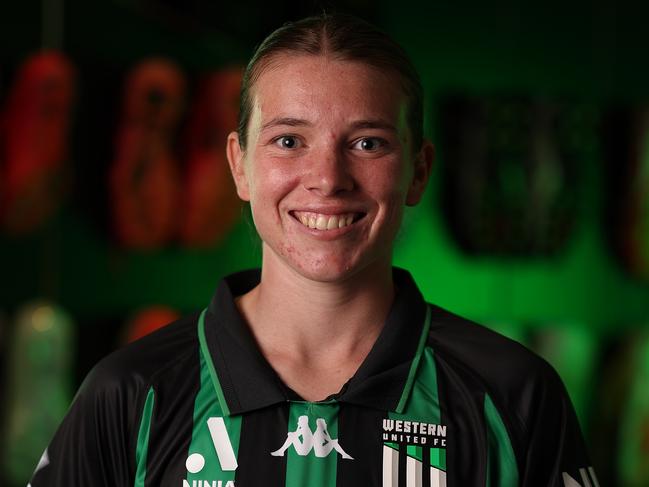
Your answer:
[260,117,397,133]
[349,119,398,132]
[260,117,313,132]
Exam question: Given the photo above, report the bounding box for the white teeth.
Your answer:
[293,211,359,231]
[316,215,328,230]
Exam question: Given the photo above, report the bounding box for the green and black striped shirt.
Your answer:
[29,268,596,486]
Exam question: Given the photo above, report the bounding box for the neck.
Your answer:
[236,251,395,372]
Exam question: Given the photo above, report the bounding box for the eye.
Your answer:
[352,137,385,152]
[273,135,301,149]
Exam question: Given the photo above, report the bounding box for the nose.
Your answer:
[303,146,354,196]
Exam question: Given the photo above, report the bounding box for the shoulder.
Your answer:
[78,310,201,409]
[428,304,555,379]
[426,303,567,430]
[29,311,204,484]
[424,304,593,483]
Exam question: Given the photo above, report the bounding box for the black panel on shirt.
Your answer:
[398,446,408,486]
[335,404,384,486]
[433,344,488,486]
[428,304,536,473]
[28,312,201,486]
[143,346,201,486]
[423,444,432,487]
[235,404,289,487]
[428,304,593,486]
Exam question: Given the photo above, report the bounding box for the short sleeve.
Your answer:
[519,364,599,487]
[27,362,137,486]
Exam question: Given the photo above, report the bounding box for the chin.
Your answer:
[285,251,389,285]
[290,259,357,283]
[263,240,391,284]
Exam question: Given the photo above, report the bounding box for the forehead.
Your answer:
[249,54,407,126]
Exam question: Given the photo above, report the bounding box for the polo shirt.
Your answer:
[28,268,597,487]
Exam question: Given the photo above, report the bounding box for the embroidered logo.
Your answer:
[381,418,448,487]
[271,415,353,459]
[382,418,447,447]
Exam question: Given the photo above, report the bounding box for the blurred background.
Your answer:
[1,0,648,485]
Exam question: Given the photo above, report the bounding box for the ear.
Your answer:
[406,138,434,206]
[226,131,251,201]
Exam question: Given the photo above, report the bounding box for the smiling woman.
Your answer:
[226,55,429,287]
[28,13,596,487]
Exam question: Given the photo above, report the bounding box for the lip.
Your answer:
[289,203,367,214]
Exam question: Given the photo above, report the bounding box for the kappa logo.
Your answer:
[182,417,237,487]
[271,415,353,459]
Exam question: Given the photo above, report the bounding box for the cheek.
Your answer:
[362,163,411,230]
[247,159,299,222]
[363,162,411,203]
[383,192,407,229]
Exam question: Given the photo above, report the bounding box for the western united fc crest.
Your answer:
[381,418,448,487]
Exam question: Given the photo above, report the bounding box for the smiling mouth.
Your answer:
[291,211,365,230]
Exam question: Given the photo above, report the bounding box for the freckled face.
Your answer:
[227,55,429,283]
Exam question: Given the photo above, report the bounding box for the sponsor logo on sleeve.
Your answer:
[27,449,49,486]
[562,467,600,487]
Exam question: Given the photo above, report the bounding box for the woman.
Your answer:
[30,13,595,487]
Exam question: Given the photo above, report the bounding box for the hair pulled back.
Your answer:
[237,13,423,151]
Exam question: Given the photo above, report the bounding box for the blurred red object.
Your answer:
[0,51,75,235]
[121,305,180,344]
[180,67,244,247]
[109,58,185,249]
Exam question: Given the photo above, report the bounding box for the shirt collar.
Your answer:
[201,268,429,415]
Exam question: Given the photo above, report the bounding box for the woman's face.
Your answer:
[227,54,431,283]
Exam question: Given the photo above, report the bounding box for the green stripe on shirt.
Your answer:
[186,338,241,483]
[484,393,519,487]
[284,402,343,487]
[134,387,155,487]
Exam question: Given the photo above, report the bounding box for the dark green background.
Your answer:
[1,0,647,328]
